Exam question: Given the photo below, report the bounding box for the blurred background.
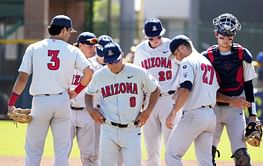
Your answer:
[0,0,263,120]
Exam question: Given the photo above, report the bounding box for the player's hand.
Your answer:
[8,105,16,113]
[135,110,151,127]
[166,112,176,129]
[229,96,251,108]
[68,89,77,99]
[86,107,105,124]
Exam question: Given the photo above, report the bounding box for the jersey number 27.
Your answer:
[201,63,215,85]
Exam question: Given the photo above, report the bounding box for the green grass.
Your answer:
[0,120,262,161]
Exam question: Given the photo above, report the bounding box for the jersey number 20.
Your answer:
[47,50,60,70]
[201,63,215,85]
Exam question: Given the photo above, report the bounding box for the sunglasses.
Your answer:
[86,38,98,44]
[148,36,161,41]
[108,59,120,64]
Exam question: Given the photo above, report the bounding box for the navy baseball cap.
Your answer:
[74,32,97,46]
[96,35,113,57]
[170,35,191,53]
[50,15,77,32]
[103,42,122,64]
[143,18,166,37]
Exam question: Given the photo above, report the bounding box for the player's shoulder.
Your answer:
[201,45,218,55]
[232,43,253,63]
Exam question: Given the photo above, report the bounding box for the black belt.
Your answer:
[108,121,138,128]
[201,105,212,108]
[45,92,63,96]
[160,90,176,97]
[216,102,229,106]
[70,106,84,110]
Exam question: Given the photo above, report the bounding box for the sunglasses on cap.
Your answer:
[148,36,161,41]
[87,38,98,44]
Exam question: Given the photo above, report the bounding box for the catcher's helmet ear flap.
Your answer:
[143,18,166,37]
[213,13,241,36]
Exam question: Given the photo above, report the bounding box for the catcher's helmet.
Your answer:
[96,35,113,57]
[213,13,241,36]
[143,18,166,37]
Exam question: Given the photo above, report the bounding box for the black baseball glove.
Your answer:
[244,121,262,147]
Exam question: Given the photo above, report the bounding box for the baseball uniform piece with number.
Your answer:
[166,35,219,166]
[134,34,181,166]
[17,15,91,166]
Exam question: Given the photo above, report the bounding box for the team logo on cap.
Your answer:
[108,50,114,56]
[152,26,158,32]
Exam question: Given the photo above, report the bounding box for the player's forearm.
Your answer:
[12,72,29,94]
[85,93,94,110]
[80,67,94,86]
[144,87,160,113]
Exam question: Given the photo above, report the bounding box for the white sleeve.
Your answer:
[75,49,93,71]
[18,45,33,75]
[243,61,257,81]
[86,72,99,95]
[179,61,194,85]
[142,69,159,93]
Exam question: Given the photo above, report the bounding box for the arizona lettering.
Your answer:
[141,57,172,69]
[101,82,138,98]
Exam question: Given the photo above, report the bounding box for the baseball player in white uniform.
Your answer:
[68,32,101,166]
[165,35,219,166]
[7,15,94,166]
[133,18,181,166]
[85,42,160,166]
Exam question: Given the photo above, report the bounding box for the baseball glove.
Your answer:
[244,121,262,147]
[8,108,32,124]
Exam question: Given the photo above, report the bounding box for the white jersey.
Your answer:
[86,63,158,124]
[133,38,180,93]
[19,39,90,95]
[179,51,219,110]
[70,56,104,107]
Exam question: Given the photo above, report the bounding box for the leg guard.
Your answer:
[212,146,220,166]
[231,148,251,166]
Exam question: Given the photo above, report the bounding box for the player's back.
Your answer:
[23,39,88,95]
[181,51,219,110]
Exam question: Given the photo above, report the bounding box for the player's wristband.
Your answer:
[74,83,86,94]
[8,92,20,106]
[248,102,257,116]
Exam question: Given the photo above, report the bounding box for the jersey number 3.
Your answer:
[47,50,60,70]
[201,63,215,85]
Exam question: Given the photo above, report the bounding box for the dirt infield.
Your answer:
[1,156,263,166]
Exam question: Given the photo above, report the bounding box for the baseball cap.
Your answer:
[103,42,122,64]
[96,35,113,57]
[50,15,77,32]
[143,18,166,37]
[74,32,97,47]
[169,35,191,53]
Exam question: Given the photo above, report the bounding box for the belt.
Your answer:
[44,92,63,96]
[70,106,84,110]
[105,119,138,128]
[160,90,176,97]
[216,102,229,106]
[201,105,212,109]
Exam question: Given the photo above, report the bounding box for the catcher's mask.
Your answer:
[213,13,241,36]
[244,121,262,147]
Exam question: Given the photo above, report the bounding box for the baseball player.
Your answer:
[85,42,160,166]
[202,13,258,166]
[165,35,219,166]
[68,32,100,166]
[7,15,94,166]
[133,18,182,166]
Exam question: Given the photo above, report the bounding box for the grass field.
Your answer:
[0,120,262,162]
